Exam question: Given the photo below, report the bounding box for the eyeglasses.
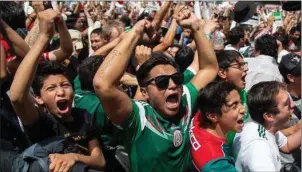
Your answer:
[228,62,248,71]
[140,72,184,89]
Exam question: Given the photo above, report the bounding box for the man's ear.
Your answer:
[140,87,149,100]
[218,68,227,79]
[205,112,219,123]
[287,74,295,83]
[34,95,44,106]
[263,112,275,123]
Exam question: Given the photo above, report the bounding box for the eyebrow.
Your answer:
[225,100,240,107]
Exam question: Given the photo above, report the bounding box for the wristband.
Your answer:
[205,33,212,39]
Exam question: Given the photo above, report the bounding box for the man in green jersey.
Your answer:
[93,9,218,172]
[214,50,249,146]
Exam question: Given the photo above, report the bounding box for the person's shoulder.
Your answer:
[191,128,229,170]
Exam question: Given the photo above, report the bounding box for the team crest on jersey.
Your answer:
[173,130,182,147]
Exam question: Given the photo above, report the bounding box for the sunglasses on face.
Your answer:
[228,62,248,71]
[140,72,184,89]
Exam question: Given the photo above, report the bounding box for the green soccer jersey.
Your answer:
[120,82,198,172]
[226,89,250,147]
[73,76,112,145]
[183,67,196,84]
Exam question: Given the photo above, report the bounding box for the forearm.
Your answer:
[153,18,177,52]
[152,2,172,31]
[93,36,122,56]
[0,44,7,81]
[49,23,73,61]
[10,35,49,101]
[74,154,105,169]
[120,72,138,86]
[193,26,217,71]
[25,19,40,47]
[94,30,140,88]
[286,129,301,153]
[0,19,30,58]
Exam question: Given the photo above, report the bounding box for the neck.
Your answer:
[263,122,278,135]
[204,123,227,139]
[288,84,301,98]
[232,44,241,51]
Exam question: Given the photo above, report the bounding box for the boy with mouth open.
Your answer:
[190,81,245,171]
[214,50,249,146]
[93,9,218,172]
[9,9,105,172]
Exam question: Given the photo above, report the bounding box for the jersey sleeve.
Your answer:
[202,158,238,172]
[183,82,198,111]
[120,100,147,142]
[276,131,288,148]
[241,140,277,171]
[183,67,196,84]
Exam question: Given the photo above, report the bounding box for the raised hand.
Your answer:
[132,19,151,35]
[38,9,60,38]
[174,9,200,31]
[203,19,219,34]
[134,45,152,66]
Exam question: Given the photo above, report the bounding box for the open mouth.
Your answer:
[166,93,179,109]
[56,99,69,114]
[241,75,246,84]
[237,119,244,124]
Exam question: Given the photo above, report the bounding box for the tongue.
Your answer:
[167,96,177,104]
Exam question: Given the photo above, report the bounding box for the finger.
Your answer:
[143,47,149,56]
[147,48,152,57]
[63,165,72,172]
[54,161,63,172]
[58,163,67,172]
[49,162,56,172]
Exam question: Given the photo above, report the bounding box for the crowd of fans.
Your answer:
[0,1,301,172]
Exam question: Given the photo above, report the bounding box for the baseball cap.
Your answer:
[68,29,83,50]
[279,53,301,77]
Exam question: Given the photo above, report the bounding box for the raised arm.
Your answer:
[0,43,7,81]
[175,10,218,91]
[92,33,124,56]
[152,2,172,31]
[47,16,73,62]
[93,20,147,125]
[0,19,30,58]
[9,9,58,125]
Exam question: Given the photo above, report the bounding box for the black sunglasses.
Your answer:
[140,72,184,89]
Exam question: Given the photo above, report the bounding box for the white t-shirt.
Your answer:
[232,121,287,172]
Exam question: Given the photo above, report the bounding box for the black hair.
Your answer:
[197,81,237,127]
[65,14,78,30]
[247,81,285,125]
[174,46,194,73]
[228,27,244,45]
[255,34,278,58]
[0,1,26,29]
[275,35,290,50]
[290,26,301,35]
[32,61,71,96]
[215,50,242,69]
[119,15,131,27]
[78,55,104,91]
[91,28,102,36]
[136,52,179,86]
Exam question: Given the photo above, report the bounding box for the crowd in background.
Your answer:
[0,1,301,172]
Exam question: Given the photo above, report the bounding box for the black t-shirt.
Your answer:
[24,108,101,154]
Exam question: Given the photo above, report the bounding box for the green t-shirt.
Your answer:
[73,76,113,145]
[183,67,196,84]
[121,82,198,172]
[226,89,250,147]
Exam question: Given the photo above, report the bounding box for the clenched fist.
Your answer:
[38,9,60,38]
[135,45,152,66]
